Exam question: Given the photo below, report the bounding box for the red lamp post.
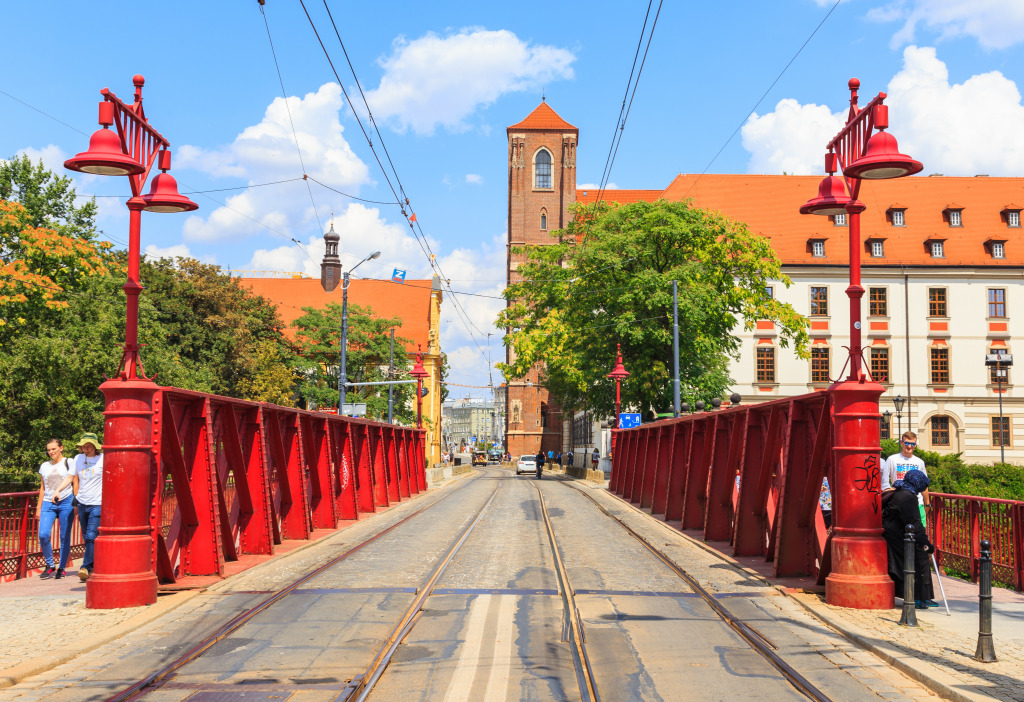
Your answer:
[607,344,630,458]
[65,76,197,609]
[410,347,430,429]
[800,78,921,609]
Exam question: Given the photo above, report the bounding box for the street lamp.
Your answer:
[985,352,1014,463]
[882,410,892,440]
[607,344,630,459]
[893,394,906,438]
[410,348,430,429]
[800,78,921,610]
[63,76,197,610]
[338,250,381,413]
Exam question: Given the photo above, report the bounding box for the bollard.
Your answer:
[898,524,918,627]
[974,539,997,662]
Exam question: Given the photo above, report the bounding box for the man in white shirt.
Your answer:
[881,431,927,492]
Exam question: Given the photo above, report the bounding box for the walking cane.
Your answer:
[931,552,951,616]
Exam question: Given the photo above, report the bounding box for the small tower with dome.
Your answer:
[320,219,342,292]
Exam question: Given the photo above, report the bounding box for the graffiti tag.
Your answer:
[851,454,881,514]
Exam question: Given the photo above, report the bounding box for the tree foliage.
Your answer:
[497,199,809,418]
[292,302,415,422]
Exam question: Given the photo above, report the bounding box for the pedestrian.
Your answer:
[64,433,103,581]
[591,447,599,467]
[818,477,832,530]
[556,451,562,468]
[882,431,931,525]
[535,450,545,479]
[37,439,76,579]
[567,450,574,468]
[882,469,936,609]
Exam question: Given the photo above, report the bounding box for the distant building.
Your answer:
[443,397,497,450]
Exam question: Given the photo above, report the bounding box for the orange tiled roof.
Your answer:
[579,174,1024,266]
[240,277,434,351]
[508,102,578,132]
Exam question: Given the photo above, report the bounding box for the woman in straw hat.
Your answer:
[52,432,104,581]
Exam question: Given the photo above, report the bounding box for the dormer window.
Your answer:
[871,240,885,258]
[811,240,826,257]
[949,210,962,226]
[1002,206,1021,228]
[833,213,846,226]
[887,207,906,226]
[931,240,945,258]
[993,242,1005,258]
[534,149,552,190]
[943,206,964,227]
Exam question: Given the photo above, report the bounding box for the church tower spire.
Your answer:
[320,217,342,292]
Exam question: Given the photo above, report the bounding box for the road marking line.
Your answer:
[442,594,492,702]
[483,593,515,702]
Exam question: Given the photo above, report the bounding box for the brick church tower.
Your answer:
[505,100,578,457]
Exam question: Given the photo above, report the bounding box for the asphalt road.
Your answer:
[0,468,938,701]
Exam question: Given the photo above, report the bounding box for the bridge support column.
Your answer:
[826,379,894,609]
[87,377,159,609]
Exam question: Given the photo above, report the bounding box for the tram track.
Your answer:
[553,476,833,702]
[107,469,498,702]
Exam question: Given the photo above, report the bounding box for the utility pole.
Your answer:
[673,280,680,417]
[387,328,395,423]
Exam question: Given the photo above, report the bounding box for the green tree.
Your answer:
[292,302,414,422]
[497,199,809,419]
[0,154,98,237]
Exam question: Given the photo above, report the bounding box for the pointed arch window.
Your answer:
[540,209,548,230]
[534,149,552,189]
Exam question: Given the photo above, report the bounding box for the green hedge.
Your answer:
[880,439,1024,501]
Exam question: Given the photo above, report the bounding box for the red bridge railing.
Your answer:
[1,387,427,585]
[610,391,835,584]
[931,493,1024,591]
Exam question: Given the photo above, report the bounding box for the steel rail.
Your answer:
[564,481,832,702]
[107,470,488,702]
[531,480,601,702]
[348,472,505,701]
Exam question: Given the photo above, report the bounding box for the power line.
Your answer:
[682,0,842,199]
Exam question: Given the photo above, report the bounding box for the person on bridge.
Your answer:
[567,450,574,468]
[535,450,544,479]
[882,469,935,609]
[882,432,930,509]
[37,439,75,579]
[68,434,103,582]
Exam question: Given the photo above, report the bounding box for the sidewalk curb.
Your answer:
[589,487,997,702]
[0,588,201,690]
[786,595,996,702]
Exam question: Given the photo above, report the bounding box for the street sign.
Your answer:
[341,403,367,416]
[619,413,642,429]
[392,268,407,283]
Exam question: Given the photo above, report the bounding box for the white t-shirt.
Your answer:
[881,453,927,491]
[39,459,74,502]
[73,453,104,506]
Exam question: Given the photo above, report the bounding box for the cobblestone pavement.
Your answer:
[0,470,962,701]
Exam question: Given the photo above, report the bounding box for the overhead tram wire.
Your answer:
[298,1,493,366]
[260,1,325,238]
[681,0,842,200]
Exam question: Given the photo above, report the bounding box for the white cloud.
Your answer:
[177,83,371,243]
[364,29,575,135]
[741,100,846,175]
[867,0,1024,50]
[144,243,192,260]
[465,173,483,185]
[740,46,1024,177]
[576,182,619,190]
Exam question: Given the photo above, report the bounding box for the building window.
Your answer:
[810,286,828,316]
[992,242,1005,259]
[869,287,887,317]
[929,288,947,317]
[811,240,826,257]
[756,347,775,383]
[948,209,962,227]
[833,213,846,226]
[1008,210,1021,228]
[989,288,1006,318]
[931,416,951,447]
[870,240,885,258]
[891,209,906,226]
[870,347,890,383]
[991,416,1011,447]
[931,241,945,258]
[989,348,1011,385]
[540,212,547,229]
[811,347,830,384]
[534,149,552,189]
[765,285,774,299]
[930,347,950,384]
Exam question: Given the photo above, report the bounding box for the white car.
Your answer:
[515,455,537,475]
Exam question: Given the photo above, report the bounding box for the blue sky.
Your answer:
[3,0,1024,396]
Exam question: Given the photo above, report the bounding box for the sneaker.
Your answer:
[926,599,940,607]
[54,568,66,580]
[915,600,928,609]
[39,566,55,579]
[78,568,89,582]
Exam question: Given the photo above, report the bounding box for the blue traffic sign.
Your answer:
[619,413,642,429]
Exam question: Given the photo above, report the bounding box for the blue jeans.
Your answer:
[77,503,101,572]
[39,498,75,569]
